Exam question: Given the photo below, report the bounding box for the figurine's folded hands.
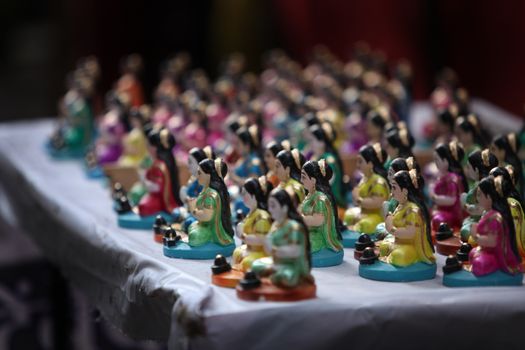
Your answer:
[244,234,265,245]
[192,207,213,221]
[144,180,160,192]
[273,245,301,259]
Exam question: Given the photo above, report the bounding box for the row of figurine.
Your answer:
[45,44,420,168]
[44,49,525,301]
[108,125,524,301]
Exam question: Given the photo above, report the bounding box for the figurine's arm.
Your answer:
[302,213,324,227]
[431,193,456,206]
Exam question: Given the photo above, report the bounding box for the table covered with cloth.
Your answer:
[1,117,524,350]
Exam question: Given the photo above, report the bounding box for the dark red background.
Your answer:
[0,0,524,119]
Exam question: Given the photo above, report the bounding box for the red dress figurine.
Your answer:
[138,128,181,216]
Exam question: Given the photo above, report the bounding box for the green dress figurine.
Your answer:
[300,159,344,267]
[163,158,235,259]
[237,189,316,301]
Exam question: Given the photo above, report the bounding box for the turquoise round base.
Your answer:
[45,141,85,160]
[443,269,523,287]
[342,229,375,248]
[359,261,437,282]
[118,211,171,230]
[163,241,235,259]
[312,248,344,267]
[85,165,105,179]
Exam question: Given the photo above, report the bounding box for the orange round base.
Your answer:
[154,233,163,243]
[211,269,245,288]
[236,278,316,302]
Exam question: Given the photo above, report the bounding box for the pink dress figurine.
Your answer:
[430,142,468,233]
[443,175,523,287]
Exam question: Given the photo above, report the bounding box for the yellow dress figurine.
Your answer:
[359,170,437,282]
[343,143,389,247]
[211,176,274,288]
[232,177,273,271]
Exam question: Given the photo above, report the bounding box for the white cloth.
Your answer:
[1,118,525,350]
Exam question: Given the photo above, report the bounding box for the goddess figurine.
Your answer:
[212,176,273,287]
[359,170,436,282]
[309,122,348,209]
[163,158,235,259]
[48,70,95,158]
[118,106,150,167]
[275,149,306,205]
[84,93,127,178]
[263,141,284,188]
[460,149,498,243]
[171,146,216,234]
[343,143,390,247]
[384,123,414,171]
[430,141,468,232]
[372,157,419,239]
[489,167,525,265]
[300,160,344,267]
[455,114,486,166]
[231,125,265,184]
[491,133,524,199]
[443,175,523,286]
[237,189,316,301]
[118,128,181,229]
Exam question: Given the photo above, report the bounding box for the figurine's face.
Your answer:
[464,162,478,181]
[264,149,276,170]
[275,159,290,182]
[357,155,373,175]
[268,196,287,222]
[434,152,448,173]
[476,188,492,211]
[300,170,316,191]
[311,136,324,154]
[490,144,505,163]
[196,166,211,186]
[387,167,396,182]
[385,142,397,159]
[390,180,408,203]
[455,127,472,146]
[242,188,257,210]
[366,122,381,140]
[188,156,199,176]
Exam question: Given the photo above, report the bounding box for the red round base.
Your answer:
[236,278,316,302]
[211,269,245,288]
[154,233,163,243]
[436,235,462,256]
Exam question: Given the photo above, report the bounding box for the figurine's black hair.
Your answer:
[276,149,305,183]
[435,142,468,192]
[148,128,181,205]
[199,159,233,237]
[243,177,274,211]
[359,144,388,184]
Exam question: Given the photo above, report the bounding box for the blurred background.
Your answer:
[1,1,525,349]
[0,0,524,122]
